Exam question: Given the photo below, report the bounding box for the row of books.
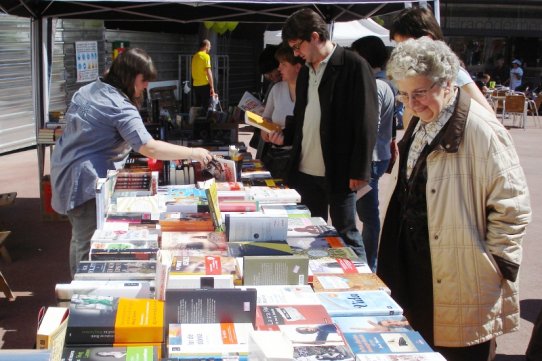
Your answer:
[31,160,446,361]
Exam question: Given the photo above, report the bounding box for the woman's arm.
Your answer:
[138,138,212,163]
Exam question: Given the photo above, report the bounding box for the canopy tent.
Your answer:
[264,18,391,47]
[0,0,437,135]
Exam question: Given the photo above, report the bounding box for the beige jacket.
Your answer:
[423,92,531,346]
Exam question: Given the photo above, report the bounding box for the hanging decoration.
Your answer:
[205,21,238,35]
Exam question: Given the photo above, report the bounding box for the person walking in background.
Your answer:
[191,39,215,107]
[260,44,304,179]
[509,59,524,91]
[377,37,531,361]
[268,8,378,256]
[350,36,396,272]
[51,48,213,277]
[389,6,494,128]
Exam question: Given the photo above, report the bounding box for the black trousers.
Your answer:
[193,84,210,108]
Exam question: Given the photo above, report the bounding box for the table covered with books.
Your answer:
[34,145,448,361]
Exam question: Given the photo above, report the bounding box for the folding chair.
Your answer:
[502,94,527,129]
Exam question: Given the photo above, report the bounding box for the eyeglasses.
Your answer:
[290,40,305,51]
[396,82,439,104]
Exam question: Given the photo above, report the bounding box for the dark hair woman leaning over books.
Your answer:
[50,48,213,277]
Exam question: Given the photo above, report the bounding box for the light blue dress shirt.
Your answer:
[51,78,153,214]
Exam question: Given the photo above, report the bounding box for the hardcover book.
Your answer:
[255,305,332,331]
[65,296,164,345]
[165,288,257,326]
[317,291,403,317]
[60,346,158,361]
[287,217,338,238]
[225,213,288,242]
[228,240,294,257]
[167,323,253,358]
[333,315,412,334]
[312,273,391,294]
[243,255,309,286]
[74,261,157,281]
[343,331,433,356]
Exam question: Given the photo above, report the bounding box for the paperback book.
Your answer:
[333,315,412,334]
[160,231,228,256]
[255,305,332,331]
[245,285,321,306]
[60,345,158,361]
[167,255,239,289]
[243,255,309,286]
[65,295,164,345]
[165,288,257,326]
[225,213,288,242]
[287,217,338,238]
[260,204,311,218]
[89,241,159,261]
[343,331,433,356]
[287,236,347,251]
[167,323,253,358]
[312,273,391,294]
[248,187,301,204]
[317,291,403,317]
[36,306,69,359]
[74,261,157,281]
[158,212,215,232]
[279,323,344,346]
[354,353,446,361]
[228,240,293,257]
[55,280,154,301]
[294,345,354,361]
[90,229,159,243]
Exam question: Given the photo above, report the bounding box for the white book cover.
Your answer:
[240,285,320,306]
[248,330,294,361]
[249,187,301,204]
[318,291,403,317]
[238,91,265,115]
[225,213,288,242]
[355,353,446,361]
[91,228,159,243]
[168,323,253,356]
[278,323,345,346]
[287,217,337,238]
[55,280,153,301]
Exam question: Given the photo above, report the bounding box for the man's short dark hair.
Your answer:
[281,8,329,43]
[351,36,389,69]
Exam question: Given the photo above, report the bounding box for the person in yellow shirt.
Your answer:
[191,39,215,107]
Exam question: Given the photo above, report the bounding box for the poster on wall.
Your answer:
[75,41,99,83]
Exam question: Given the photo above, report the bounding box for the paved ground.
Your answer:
[0,124,540,358]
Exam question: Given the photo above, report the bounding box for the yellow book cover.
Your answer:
[245,110,282,133]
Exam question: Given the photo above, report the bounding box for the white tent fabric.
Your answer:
[264,18,391,47]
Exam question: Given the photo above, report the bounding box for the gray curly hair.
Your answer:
[387,36,459,85]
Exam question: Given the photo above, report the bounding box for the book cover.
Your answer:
[248,188,301,204]
[355,353,446,361]
[237,91,265,115]
[167,255,239,289]
[60,346,158,361]
[36,306,69,353]
[244,285,321,306]
[0,350,52,361]
[115,196,162,213]
[91,229,159,243]
[74,261,156,281]
[245,110,282,133]
[219,200,259,212]
[225,213,288,242]
[165,288,257,326]
[312,273,391,294]
[89,241,159,261]
[261,204,311,218]
[245,178,288,189]
[55,280,153,301]
[161,231,228,256]
[255,305,332,331]
[243,255,309,286]
[279,323,345,346]
[287,236,347,251]
[248,330,294,361]
[167,323,253,357]
[65,296,164,345]
[159,212,215,232]
[317,291,403,317]
[205,157,237,183]
[287,217,338,238]
[294,345,354,361]
[343,331,433,355]
[333,315,412,334]
[228,240,293,257]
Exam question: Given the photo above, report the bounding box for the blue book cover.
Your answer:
[317,291,402,317]
[333,315,412,334]
[343,331,433,355]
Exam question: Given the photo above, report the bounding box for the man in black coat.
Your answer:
[268,8,378,253]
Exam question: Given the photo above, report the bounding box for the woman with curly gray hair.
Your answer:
[377,37,531,361]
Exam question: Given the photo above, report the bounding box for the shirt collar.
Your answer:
[413,88,459,145]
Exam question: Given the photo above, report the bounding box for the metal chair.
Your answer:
[502,94,528,129]
[527,96,542,127]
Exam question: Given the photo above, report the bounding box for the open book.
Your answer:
[245,110,282,133]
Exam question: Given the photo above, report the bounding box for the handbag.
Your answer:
[207,96,229,124]
[262,146,292,179]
